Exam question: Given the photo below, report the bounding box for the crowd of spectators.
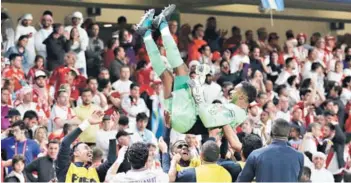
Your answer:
[1,6,351,182]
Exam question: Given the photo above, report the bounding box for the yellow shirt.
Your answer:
[176,158,201,172]
[65,163,100,183]
[195,164,231,183]
[74,104,101,143]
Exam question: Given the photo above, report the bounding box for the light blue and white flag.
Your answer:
[261,0,285,11]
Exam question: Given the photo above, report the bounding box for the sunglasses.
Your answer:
[177,144,189,149]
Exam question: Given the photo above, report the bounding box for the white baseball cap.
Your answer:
[35,70,46,79]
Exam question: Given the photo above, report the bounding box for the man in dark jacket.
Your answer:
[328,85,345,129]
[25,140,60,182]
[56,111,116,182]
[323,111,346,182]
[237,119,304,182]
[109,46,126,83]
[43,23,69,71]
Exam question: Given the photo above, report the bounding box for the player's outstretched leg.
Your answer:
[153,4,188,79]
[136,9,173,99]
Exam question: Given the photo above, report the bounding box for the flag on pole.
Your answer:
[151,98,164,139]
[261,0,285,11]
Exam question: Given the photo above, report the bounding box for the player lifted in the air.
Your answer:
[135,4,257,151]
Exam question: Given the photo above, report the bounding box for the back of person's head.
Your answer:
[127,142,149,169]
[118,115,129,126]
[117,16,127,24]
[23,110,38,121]
[286,30,294,39]
[241,134,263,160]
[241,81,257,103]
[63,123,72,136]
[201,141,220,163]
[271,119,291,139]
[136,112,148,122]
[92,148,103,162]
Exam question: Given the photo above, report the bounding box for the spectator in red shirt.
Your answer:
[49,52,75,90]
[103,38,119,68]
[3,54,26,92]
[187,24,207,63]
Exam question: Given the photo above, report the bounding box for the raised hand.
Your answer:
[88,110,104,125]
[158,137,168,153]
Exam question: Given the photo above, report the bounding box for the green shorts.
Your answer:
[165,76,197,133]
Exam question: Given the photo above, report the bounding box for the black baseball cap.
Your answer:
[5,109,21,118]
[116,130,133,139]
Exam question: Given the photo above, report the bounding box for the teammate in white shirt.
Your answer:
[230,44,250,73]
[106,143,169,183]
[112,66,133,98]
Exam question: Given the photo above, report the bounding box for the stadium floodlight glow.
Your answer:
[104,24,112,27]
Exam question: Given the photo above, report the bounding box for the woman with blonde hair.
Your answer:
[34,126,48,156]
